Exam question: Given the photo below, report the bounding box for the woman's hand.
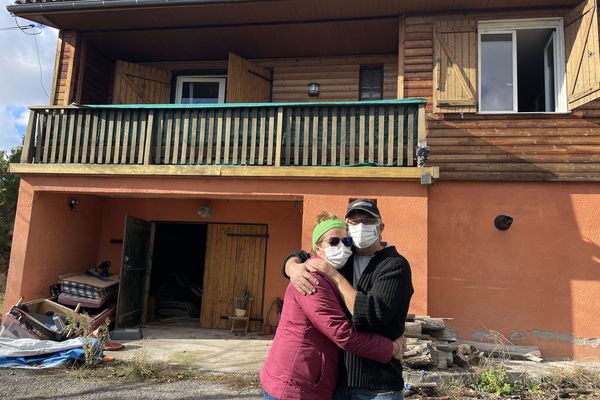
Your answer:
[306,258,339,278]
[392,336,407,360]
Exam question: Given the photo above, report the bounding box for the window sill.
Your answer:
[477,111,571,115]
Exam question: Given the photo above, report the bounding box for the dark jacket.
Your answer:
[282,246,413,391]
[260,268,393,400]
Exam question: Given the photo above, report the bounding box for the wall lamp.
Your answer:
[307,82,320,97]
[68,198,80,211]
[197,204,214,219]
[494,215,513,231]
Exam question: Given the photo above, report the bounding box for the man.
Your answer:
[283,199,413,400]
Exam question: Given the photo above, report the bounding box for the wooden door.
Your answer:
[200,224,268,329]
[226,52,272,103]
[116,216,154,329]
[113,60,172,104]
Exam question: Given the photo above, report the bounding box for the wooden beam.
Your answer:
[9,163,440,180]
[397,15,406,99]
[20,112,36,163]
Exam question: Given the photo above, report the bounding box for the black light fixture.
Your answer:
[68,198,79,211]
[494,215,513,231]
[307,82,320,97]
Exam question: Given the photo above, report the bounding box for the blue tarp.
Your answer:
[0,338,103,369]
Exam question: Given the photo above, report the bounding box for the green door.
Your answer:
[116,216,153,329]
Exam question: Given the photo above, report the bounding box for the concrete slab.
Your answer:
[105,322,272,375]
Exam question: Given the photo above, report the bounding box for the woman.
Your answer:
[260,211,404,400]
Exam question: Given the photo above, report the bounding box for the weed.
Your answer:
[117,351,161,381]
[65,314,109,368]
[475,365,512,396]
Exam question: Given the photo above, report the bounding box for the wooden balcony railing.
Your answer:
[20,99,426,169]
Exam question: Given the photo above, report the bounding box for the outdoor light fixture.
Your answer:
[494,215,513,231]
[307,82,320,97]
[68,199,79,211]
[197,204,214,219]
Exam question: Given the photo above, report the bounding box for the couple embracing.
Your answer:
[260,199,414,400]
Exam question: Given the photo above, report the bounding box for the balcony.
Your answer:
[15,99,436,180]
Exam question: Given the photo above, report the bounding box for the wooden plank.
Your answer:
[250,109,258,165]
[190,110,198,164]
[258,108,266,165]
[34,113,44,163]
[232,109,240,164]
[172,111,181,164]
[418,104,427,143]
[215,109,224,164]
[312,112,318,166]
[387,111,395,166]
[155,111,164,164]
[130,112,139,163]
[359,107,366,164]
[340,112,346,166]
[64,111,75,163]
[378,107,385,164]
[331,108,337,166]
[349,109,356,164]
[407,109,415,166]
[74,111,86,163]
[275,107,284,167]
[198,110,206,164]
[267,108,275,165]
[398,111,405,166]
[97,111,106,164]
[321,111,328,166]
[164,112,173,164]
[285,111,292,166]
[206,110,214,164]
[303,111,310,165]
[105,111,115,164]
[121,111,131,164]
[224,109,232,164]
[50,112,61,163]
[143,111,154,165]
[398,15,406,99]
[368,107,375,163]
[113,112,122,164]
[133,113,143,163]
[20,112,36,163]
[241,108,249,165]
[294,108,301,165]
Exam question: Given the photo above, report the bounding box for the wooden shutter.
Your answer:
[433,19,478,113]
[112,60,172,104]
[565,0,600,110]
[200,224,268,330]
[226,52,272,103]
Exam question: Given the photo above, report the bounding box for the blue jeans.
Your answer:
[263,390,278,400]
[334,386,404,400]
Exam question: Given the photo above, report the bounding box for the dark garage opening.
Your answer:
[148,223,207,321]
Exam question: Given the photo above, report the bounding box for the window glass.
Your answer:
[359,65,384,100]
[181,82,221,104]
[481,33,514,112]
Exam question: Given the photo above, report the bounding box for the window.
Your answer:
[478,19,567,113]
[174,76,226,104]
[359,65,384,101]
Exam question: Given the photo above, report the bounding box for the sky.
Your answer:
[0,0,57,153]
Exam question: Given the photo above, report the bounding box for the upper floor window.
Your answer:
[359,65,384,101]
[478,19,567,113]
[175,76,226,104]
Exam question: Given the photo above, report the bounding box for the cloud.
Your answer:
[0,0,58,151]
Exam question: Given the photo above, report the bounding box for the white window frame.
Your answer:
[174,76,227,104]
[478,18,567,114]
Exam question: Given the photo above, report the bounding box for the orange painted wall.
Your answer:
[4,185,103,311]
[94,197,302,318]
[428,181,600,360]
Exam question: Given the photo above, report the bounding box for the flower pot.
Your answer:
[262,324,274,335]
[234,308,247,317]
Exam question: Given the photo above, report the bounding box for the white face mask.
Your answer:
[348,223,380,249]
[323,243,353,269]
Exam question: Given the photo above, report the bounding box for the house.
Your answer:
[4,0,600,360]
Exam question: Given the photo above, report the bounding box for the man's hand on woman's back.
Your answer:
[285,257,321,295]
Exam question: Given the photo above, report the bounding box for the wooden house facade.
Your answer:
[5,0,600,359]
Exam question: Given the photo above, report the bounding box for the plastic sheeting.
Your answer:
[0,337,102,369]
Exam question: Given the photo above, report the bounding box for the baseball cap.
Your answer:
[345,199,381,219]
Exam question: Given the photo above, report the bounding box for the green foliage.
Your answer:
[475,366,512,396]
[0,146,21,274]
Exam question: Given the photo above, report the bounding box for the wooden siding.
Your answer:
[226,53,271,103]
[50,31,79,106]
[404,9,600,181]
[79,43,115,105]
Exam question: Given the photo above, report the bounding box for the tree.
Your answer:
[0,147,21,274]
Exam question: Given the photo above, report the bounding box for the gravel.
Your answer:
[0,369,263,400]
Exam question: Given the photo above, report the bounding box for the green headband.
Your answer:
[312,219,347,249]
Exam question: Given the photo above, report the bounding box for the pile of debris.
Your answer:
[402,315,543,370]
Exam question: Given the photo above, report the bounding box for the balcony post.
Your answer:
[143,111,155,165]
[20,111,37,163]
[274,107,283,167]
[417,103,426,144]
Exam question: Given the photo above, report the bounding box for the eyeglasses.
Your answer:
[317,236,353,247]
[346,217,379,226]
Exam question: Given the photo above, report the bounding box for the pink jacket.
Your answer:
[260,271,393,400]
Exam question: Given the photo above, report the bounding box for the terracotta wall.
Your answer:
[4,185,103,311]
[94,197,302,318]
[428,181,600,359]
